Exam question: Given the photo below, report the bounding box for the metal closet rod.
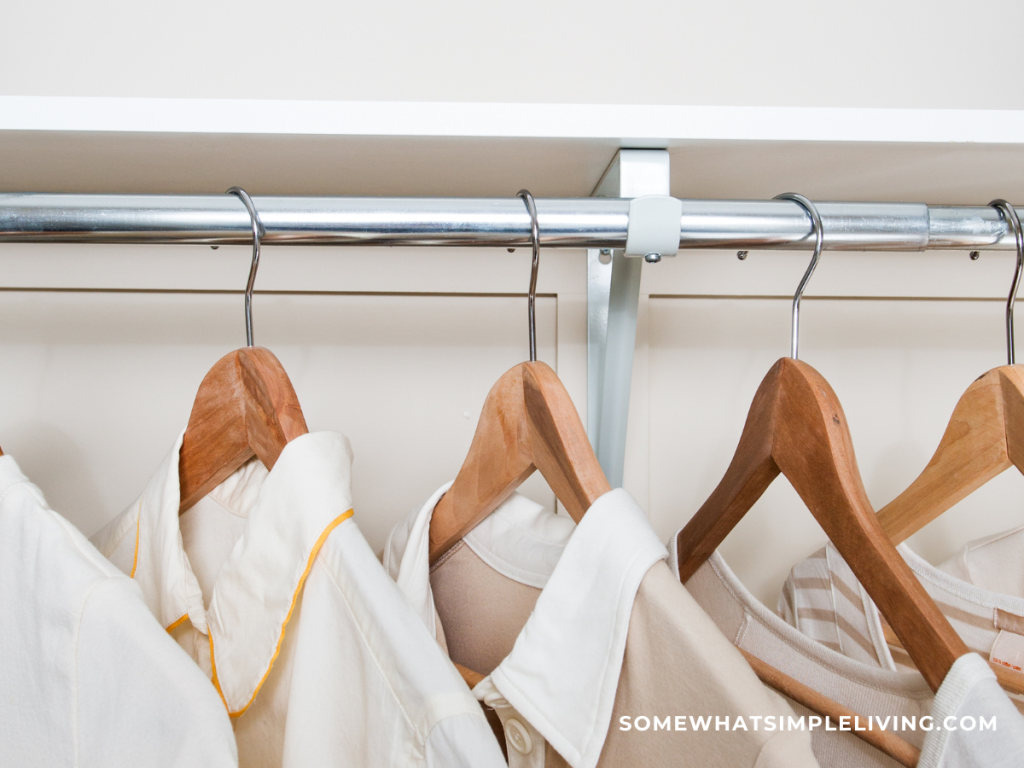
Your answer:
[0,193,1019,251]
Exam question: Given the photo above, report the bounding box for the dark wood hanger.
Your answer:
[429,360,610,562]
[675,357,968,692]
[876,364,1024,544]
[178,346,308,514]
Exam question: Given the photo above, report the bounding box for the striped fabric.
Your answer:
[779,527,1024,711]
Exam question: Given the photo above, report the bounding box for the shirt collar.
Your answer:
[385,486,667,768]
[132,430,356,716]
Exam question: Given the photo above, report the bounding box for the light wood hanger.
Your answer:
[178,188,308,514]
[676,195,967,699]
[429,190,610,562]
[877,200,1024,544]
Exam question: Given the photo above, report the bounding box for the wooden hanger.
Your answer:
[179,346,308,513]
[429,360,610,561]
[877,200,1024,544]
[675,357,968,691]
[876,364,1024,543]
[429,191,610,562]
[178,188,308,514]
[677,195,966,702]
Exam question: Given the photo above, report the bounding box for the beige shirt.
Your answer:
[385,484,819,768]
[91,431,505,768]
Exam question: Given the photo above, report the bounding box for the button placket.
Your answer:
[482,689,544,768]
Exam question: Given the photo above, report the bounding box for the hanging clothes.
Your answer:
[91,431,505,768]
[385,484,820,768]
[677,543,1024,767]
[780,532,1024,689]
[0,453,238,768]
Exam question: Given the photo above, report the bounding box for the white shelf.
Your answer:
[2,97,1023,143]
[1,97,1024,201]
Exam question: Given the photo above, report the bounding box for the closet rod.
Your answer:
[0,194,1018,251]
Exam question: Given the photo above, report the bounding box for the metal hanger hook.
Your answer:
[989,200,1024,365]
[517,189,540,362]
[227,187,264,348]
[774,193,824,360]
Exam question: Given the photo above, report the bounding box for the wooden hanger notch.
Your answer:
[428,360,610,562]
[179,346,308,513]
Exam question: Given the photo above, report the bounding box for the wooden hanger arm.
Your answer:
[429,364,535,562]
[738,648,920,767]
[675,362,782,582]
[999,365,1024,474]
[179,347,308,514]
[675,454,778,582]
[522,362,610,523]
[772,359,967,691]
[876,369,1011,544]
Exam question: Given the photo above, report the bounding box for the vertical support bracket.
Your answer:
[588,149,671,487]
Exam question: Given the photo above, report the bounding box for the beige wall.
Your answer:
[4,0,1023,109]
[3,2,1024,606]
[2,240,1024,605]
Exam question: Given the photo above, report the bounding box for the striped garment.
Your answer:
[779,526,1024,712]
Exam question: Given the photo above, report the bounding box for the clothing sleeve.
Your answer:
[919,653,1024,768]
[77,577,238,768]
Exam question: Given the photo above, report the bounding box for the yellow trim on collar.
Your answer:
[129,501,141,579]
[210,508,355,719]
[165,614,189,633]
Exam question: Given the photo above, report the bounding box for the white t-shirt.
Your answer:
[92,431,505,768]
[0,453,238,768]
[385,484,820,768]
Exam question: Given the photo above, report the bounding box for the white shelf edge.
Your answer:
[1,97,1023,145]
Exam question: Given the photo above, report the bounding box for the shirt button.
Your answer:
[504,717,533,755]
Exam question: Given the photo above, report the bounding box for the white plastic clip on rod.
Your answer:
[624,195,684,263]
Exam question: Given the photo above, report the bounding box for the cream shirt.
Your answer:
[92,431,505,768]
[0,454,238,768]
[677,542,1024,767]
[385,484,819,768]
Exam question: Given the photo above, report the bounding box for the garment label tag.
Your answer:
[990,630,1024,673]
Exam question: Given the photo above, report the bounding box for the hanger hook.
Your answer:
[774,193,824,360]
[227,187,264,348]
[989,200,1024,365]
[517,189,540,362]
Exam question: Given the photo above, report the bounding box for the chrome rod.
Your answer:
[0,194,1020,251]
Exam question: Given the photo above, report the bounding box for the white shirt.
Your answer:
[386,484,819,768]
[676,541,1024,767]
[92,431,505,768]
[0,453,238,768]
